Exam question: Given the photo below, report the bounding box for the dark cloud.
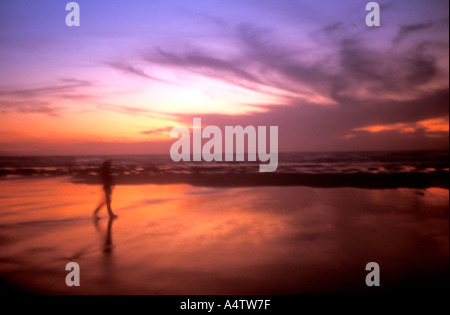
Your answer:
[0,79,92,98]
[151,47,263,84]
[94,102,176,120]
[138,17,448,150]
[60,78,93,86]
[174,88,448,152]
[0,78,95,115]
[404,42,439,86]
[0,100,60,116]
[320,22,345,34]
[106,61,167,82]
[146,21,447,100]
[394,22,434,43]
[331,39,442,100]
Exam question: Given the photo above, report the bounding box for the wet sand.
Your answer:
[0,178,448,294]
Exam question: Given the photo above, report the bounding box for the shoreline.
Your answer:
[1,171,448,189]
[74,171,450,189]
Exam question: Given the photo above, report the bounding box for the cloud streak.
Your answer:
[0,79,96,115]
[141,127,173,135]
[394,21,434,43]
[106,61,168,82]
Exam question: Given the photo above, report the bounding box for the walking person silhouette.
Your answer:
[93,160,118,220]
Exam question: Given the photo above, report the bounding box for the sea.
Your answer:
[0,150,448,178]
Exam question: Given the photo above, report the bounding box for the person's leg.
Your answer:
[105,188,117,218]
[93,201,105,218]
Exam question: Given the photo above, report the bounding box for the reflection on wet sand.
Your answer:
[93,217,116,254]
[93,216,117,290]
[0,178,448,294]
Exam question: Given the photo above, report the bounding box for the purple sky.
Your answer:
[0,0,448,155]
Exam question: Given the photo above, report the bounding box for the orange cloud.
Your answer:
[416,117,449,132]
[352,117,449,134]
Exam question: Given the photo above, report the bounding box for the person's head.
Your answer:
[102,160,112,170]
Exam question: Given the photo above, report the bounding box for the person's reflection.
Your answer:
[93,216,116,292]
[94,217,115,254]
[93,160,118,220]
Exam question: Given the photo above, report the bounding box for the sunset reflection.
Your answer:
[0,179,447,294]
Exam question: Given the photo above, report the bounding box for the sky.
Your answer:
[0,0,448,155]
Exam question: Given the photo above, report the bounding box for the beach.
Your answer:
[1,0,448,301]
[0,176,448,294]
